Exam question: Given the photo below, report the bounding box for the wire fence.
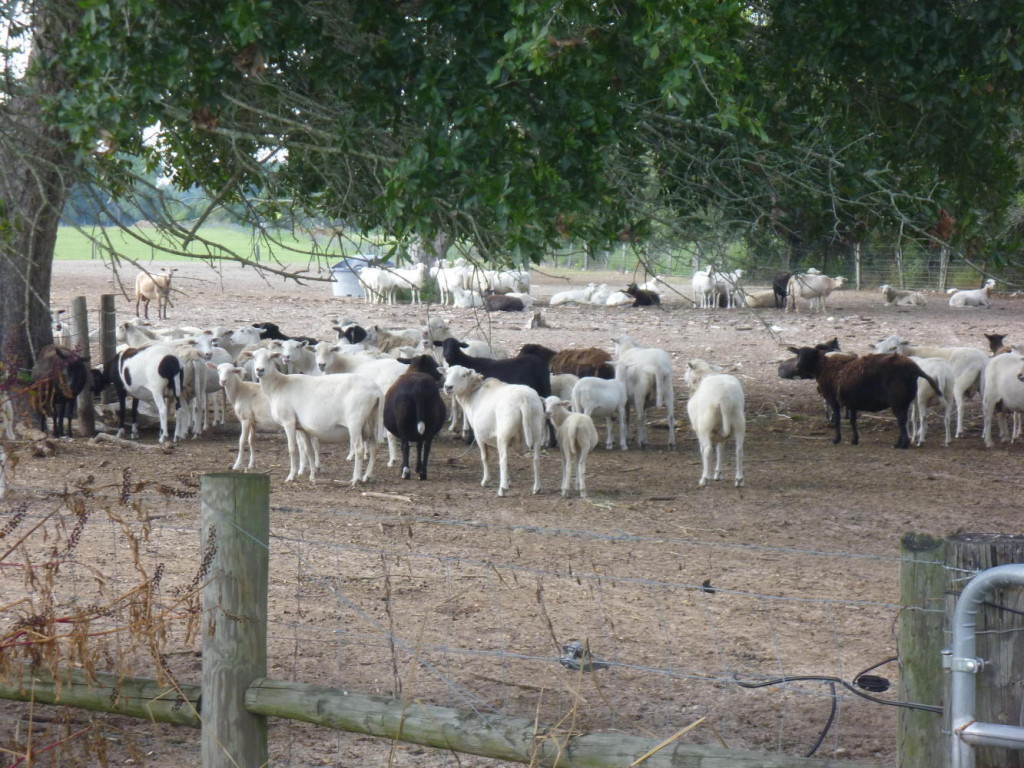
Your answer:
[0,476,912,766]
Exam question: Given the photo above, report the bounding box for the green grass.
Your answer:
[54,225,377,265]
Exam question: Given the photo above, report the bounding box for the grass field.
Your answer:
[53,224,380,265]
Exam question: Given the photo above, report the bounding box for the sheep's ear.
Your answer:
[397,357,411,365]
[299,340,308,349]
[787,346,801,355]
[205,361,218,371]
[459,341,468,349]
[432,340,443,347]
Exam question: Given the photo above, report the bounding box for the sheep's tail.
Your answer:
[919,370,943,401]
[521,398,538,449]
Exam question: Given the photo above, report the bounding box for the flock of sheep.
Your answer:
[2,262,1016,503]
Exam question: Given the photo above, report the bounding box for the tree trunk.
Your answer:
[0,4,77,401]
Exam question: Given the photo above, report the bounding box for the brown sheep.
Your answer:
[135,267,178,320]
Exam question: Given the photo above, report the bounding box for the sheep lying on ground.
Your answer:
[550,284,597,306]
[948,279,996,308]
[684,360,745,487]
[544,396,599,498]
[880,284,926,306]
[443,365,545,496]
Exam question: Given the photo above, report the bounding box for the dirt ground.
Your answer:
[2,259,1023,767]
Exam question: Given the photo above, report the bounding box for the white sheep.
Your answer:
[544,396,599,498]
[712,268,744,308]
[948,278,996,308]
[570,376,628,450]
[389,263,430,304]
[873,335,988,438]
[684,359,745,488]
[605,290,634,307]
[450,284,484,308]
[251,347,382,484]
[434,262,467,305]
[269,338,321,376]
[982,352,1024,447]
[134,267,177,320]
[742,289,777,308]
[786,273,845,313]
[612,334,676,449]
[691,268,714,307]
[549,283,596,306]
[208,361,315,471]
[550,373,580,401]
[908,356,954,446]
[442,365,545,496]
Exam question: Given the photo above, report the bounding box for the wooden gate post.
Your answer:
[201,473,269,768]
[898,533,948,768]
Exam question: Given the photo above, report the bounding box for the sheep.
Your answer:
[743,289,778,309]
[985,332,1010,356]
[549,283,596,306]
[268,338,320,376]
[908,356,954,446]
[442,365,544,496]
[771,272,792,309]
[51,308,72,348]
[872,335,989,438]
[691,268,714,308]
[519,344,614,380]
[570,376,628,450]
[637,275,668,295]
[544,396,599,497]
[207,361,295,471]
[313,341,410,465]
[948,279,996,308]
[450,284,485,308]
[251,321,318,345]
[624,283,661,307]
[250,346,382,484]
[605,290,634,307]
[93,345,184,443]
[777,337,841,380]
[550,373,580,401]
[434,262,467,305]
[487,269,529,294]
[611,334,676,449]
[332,319,369,345]
[684,360,745,487]
[382,263,430,304]
[982,352,1024,447]
[785,273,845,313]
[437,338,551,399]
[589,284,613,305]
[30,344,89,438]
[484,293,526,312]
[786,346,942,448]
[383,355,447,480]
[880,284,927,307]
[711,269,744,308]
[135,267,177,320]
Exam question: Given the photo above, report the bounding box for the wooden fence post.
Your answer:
[898,533,947,768]
[70,296,96,437]
[201,473,269,768]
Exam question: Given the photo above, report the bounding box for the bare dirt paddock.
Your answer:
[2,260,1023,767]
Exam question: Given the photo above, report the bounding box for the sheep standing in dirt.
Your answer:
[544,396,599,498]
[684,360,745,487]
[135,267,178,320]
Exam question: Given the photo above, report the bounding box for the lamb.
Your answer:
[383,355,447,480]
[948,279,996,308]
[684,360,745,487]
[691,268,715,308]
[786,346,942,448]
[207,361,311,471]
[30,344,90,438]
[624,283,661,307]
[570,376,628,450]
[880,284,927,307]
[544,396,599,497]
[135,267,177,320]
[443,365,545,496]
[549,283,596,306]
[907,356,954,446]
[711,269,744,308]
[786,273,845,313]
[872,335,989,438]
[550,373,579,401]
[250,346,382,484]
[611,334,676,449]
[981,352,1024,447]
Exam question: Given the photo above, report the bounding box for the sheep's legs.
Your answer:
[386,433,400,467]
[576,452,588,497]
[530,442,541,495]
[697,439,713,488]
[497,443,510,497]
[478,442,492,489]
[559,449,572,496]
[400,439,412,479]
[417,437,432,480]
[234,421,251,470]
[734,429,745,487]
[893,407,910,449]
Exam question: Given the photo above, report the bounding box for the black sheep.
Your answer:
[384,355,447,480]
[30,344,89,437]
